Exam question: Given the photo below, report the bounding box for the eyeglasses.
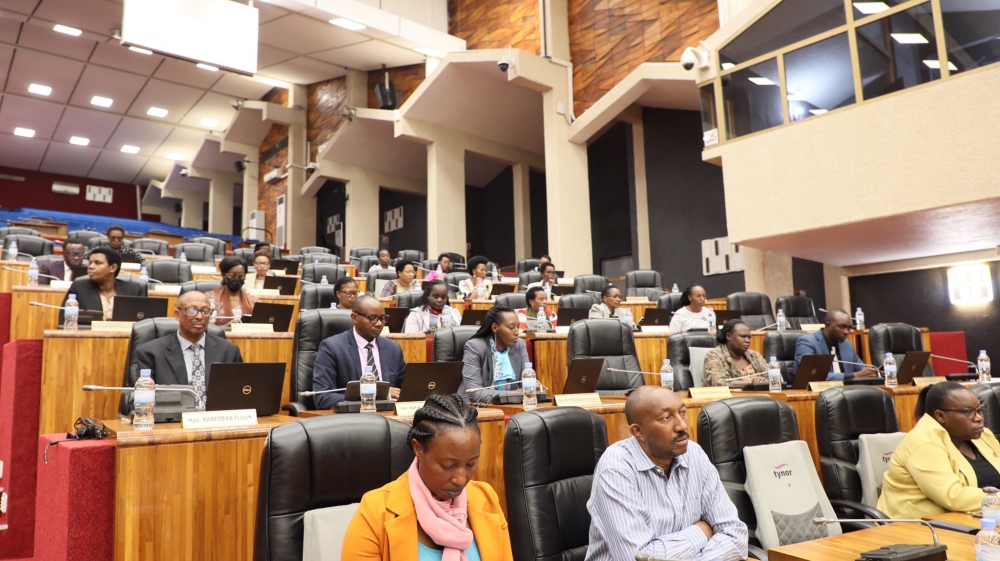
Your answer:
[355,313,390,324]
[337,290,359,297]
[67,252,84,257]
[224,274,246,280]
[108,236,124,242]
[178,307,212,317]
[941,406,987,420]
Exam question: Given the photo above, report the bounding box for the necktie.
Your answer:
[190,343,206,408]
[365,342,379,380]
[831,346,842,374]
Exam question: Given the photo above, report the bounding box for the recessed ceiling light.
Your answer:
[129,46,153,55]
[748,77,776,86]
[147,107,168,118]
[891,33,929,44]
[166,153,185,161]
[69,136,90,146]
[53,24,82,36]
[91,96,113,107]
[196,63,219,72]
[261,77,289,88]
[121,145,140,154]
[13,127,35,138]
[329,18,366,31]
[809,109,829,115]
[853,2,890,15]
[414,46,447,59]
[28,84,52,96]
[721,62,736,70]
[923,59,958,71]
[199,118,220,128]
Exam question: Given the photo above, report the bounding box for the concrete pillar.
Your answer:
[177,193,208,230]
[544,0,571,60]
[824,263,852,312]
[286,84,316,252]
[631,118,651,269]
[193,168,240,236]
[512,163,532,260]
[345,174,381,251]
[426,139,466,256]
[346,69,367,108]
[220,139,259,237]
[742,247,794,310]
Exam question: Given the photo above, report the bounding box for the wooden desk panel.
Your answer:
[9,220,67,238]
[530,332,671,395]
[768,522,973,561]
[11,285,64,339]
[385,333,428,363]
[0,260,28,292]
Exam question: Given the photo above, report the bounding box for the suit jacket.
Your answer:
[38,260,68,286]
[342,470,513,561]
[461,336,530,402]
[877,414,1000,518]
[794,328,863,380]
[312,329,406,408]
[58,276,148,324]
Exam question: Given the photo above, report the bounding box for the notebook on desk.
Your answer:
[111,296,168,322]
[556,308,589,325]
[460,309,488,326]
[397,362,463,402]
[897,351,931,385]
[205,362,285,416]
[550,285,575,296]
[491,283,516,296]
[562,358,604,394]
[262,275,298,296]
[244,302,295,332]
[270,259,299,275]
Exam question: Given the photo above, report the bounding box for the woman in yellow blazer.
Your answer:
[343,394,513,561]
[878,381,1000,518]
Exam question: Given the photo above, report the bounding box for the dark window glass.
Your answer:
[700,85,718,133]
[720,0,845,66]
[856,3,939,100]
[784,33,856,121]
[722,58,783,139]
[941,0,1000,74]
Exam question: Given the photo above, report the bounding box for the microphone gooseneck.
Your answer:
[812,517,940,547]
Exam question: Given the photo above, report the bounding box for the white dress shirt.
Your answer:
[353,328,383,380]
[177,332,207,382]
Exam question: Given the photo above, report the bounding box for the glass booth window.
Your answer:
[856,2,939,101]
[720,0,845,67]
[784,33,856,121]
[723,58,783,139]
[941,0,1000,74]
[700,85,719,145]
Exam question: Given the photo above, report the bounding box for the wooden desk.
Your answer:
[385,332,428,363]
[531,332,672,394]
[0,260,28,292]
[768,522,973,561]
[39,330,295,434]
[924,511,981,530]
[11,285,64,339]
[106,416,298,561]
[9,220,68,238]
[125,231,184,247]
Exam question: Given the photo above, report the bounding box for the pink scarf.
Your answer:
[407,458,473,561]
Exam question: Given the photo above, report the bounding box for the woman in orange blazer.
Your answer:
[343,394,513,561]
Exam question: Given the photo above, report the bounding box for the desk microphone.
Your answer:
[83,385,201,401]
[607,367,666,378]
[298,387,347,397]
[930,354,977,370]
[118,273,164,284]
[30,301,72,310]
[834,359,881,371]
[465,380,549,393]
[812,517,946,559]
[725,371,771,382]
[3,267,64,282]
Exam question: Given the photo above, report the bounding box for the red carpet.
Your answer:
[0,339,43,559]
[929,331,969,375]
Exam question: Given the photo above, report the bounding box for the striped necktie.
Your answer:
[365,342,379,380]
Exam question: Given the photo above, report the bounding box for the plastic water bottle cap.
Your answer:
[857,307,862,311]
[363,366,373,373]
[982,350,988,354]
[140,369,152,377]
[68,294,76,299]
[663,359,670,366]
[983,518,997,530]
[886,352,893,358]
[770,356,777,362]
[778,308,783,313]
[525,362,532,368]
[330,303,336,308]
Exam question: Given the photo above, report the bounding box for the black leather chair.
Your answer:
[420,259,438,273]
[118,318,226,415]
[775,295,819,329]
[254,415,414,561]
[518,271,541,290]
[397,250,425,262]
[366,268,398,295]
[698,397,799,558]
[348,247,378,266]
[667,332,718,391]
[446,252,466,270]
[34,254,64,266]
[496,293,527,309]
[869,323,934,377]
[504,408,608,561]
[86,235,133,250]
[972,384,1000,433]
[0,227,41,240]
[147,259,193,284]
[396,291,421,309]
[763,331,808,385]
[284,309,355,414]
[283,255,305,266]
[432,326,480,362]
[444,272,471,297]
[234,247,255,265]
[3,235,54,261]
[516,258,540,274]
[816,386,899,521]
[302,253,339,265]
[558,294,597,309]
[179,280,224,295]
[189,237,226,257]
[625,270,664,300]
[656,292,683,312]
[173,243,215,264]
[573,274,609,295]
[357,255,379,273]
[65,230,100,245]
[132,238,170,256]
[567,319,643,395]
[727,292,775,330]
[299,246,330,255]
[298,284,338,311]
[302,264,348,285]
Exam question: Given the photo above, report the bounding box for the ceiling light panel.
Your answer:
[91,96,114,107]
[853,2,890,15]
[28,84,52,96]
[748,77,776,86]
[121,145,140,154]
[129,46,153,55]
[53,24,82,36]
[891,33,929,44]
[69,136,90,146]
[13,127,35,137]
[146,107,169,118]
[329,18,366,31]
[196,63,219,72]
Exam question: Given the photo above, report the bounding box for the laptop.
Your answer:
[550,285,575,296]
[205,362,286,416]
[491,283,516,296]
[343,380,391,401]
[641,308,673,327]
[557,308,589,325]
[270,259,299,275]
[397,362,464,402]
[562,358,605,394]
[70,265,89,280]
[460,309,489,326]
[245,302,295,332]
[75,309,104,326]
[713,310,743,329]
[896,351,932,385]
[111,295,169,322]
[789,354,837,390]
[263,275,299,295]
[385,307,410,333]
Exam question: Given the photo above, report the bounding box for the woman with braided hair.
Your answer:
[460,305,530,403]
[342,394,513,561]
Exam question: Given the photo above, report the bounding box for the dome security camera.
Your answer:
[681,47,711,71]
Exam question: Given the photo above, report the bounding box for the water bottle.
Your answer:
[314,259,320,264]
[320,275,329,285]
[621,307,634,328]
[180,251,187,262]
[521,362,537,409]
[537,308,550,333]
[491,264,499,283]
[360,366,377,413]
[7,239,17,261]
[63,294,79,331]
[769,356,782,392]
[27,258,39,286]
[855,307,865,330]
[776,308,786,332]
[707,308,717,335]
[980,350,993,383]
[884,352,898,388]
[983,487,1000,522]
[543,282,551,299]
[138,266,149,283]
[660,359,673,391]
[671,283,679,293]
[330,302,337,308]
[208,296,218,324]
[133,369,155,430]
[975,516,1000,561]
[436,264,443,277]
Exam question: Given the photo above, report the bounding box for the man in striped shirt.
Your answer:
[585,386,748,561]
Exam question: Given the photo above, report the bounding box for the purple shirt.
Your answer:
[353,327,383,380]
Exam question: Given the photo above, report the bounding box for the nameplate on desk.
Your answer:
[121,263,141,271]
[191,265,218,274]
[91,321,134,332]
[625,297,648,303]
[554,326,571,334]
[688,387,733,400]
[914,377,949,387]
[230,323,273,333]
[554,393,602,407]
[394,401,425,416]
[800,323,825,333]
[248,288,280,297]
[809,381,844,392]
[641,326,672,334]
[50,280,72,290]
[151,285,182,295]
[181,409,258,429]
[272,270,286,276]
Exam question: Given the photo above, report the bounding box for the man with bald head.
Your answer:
[794,308,878,380]
[586,386,747,561]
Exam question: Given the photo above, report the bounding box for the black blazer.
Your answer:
[58,276,148,324]
[311,329,406,409]
[38,260,67,286]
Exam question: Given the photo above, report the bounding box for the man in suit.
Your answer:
[795,308,878,380]
[58,247,147,324]
[311,295,406,408]
[39,240,85,285]
[133,291,243,410]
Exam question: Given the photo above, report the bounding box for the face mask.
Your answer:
[224,278,244,292]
